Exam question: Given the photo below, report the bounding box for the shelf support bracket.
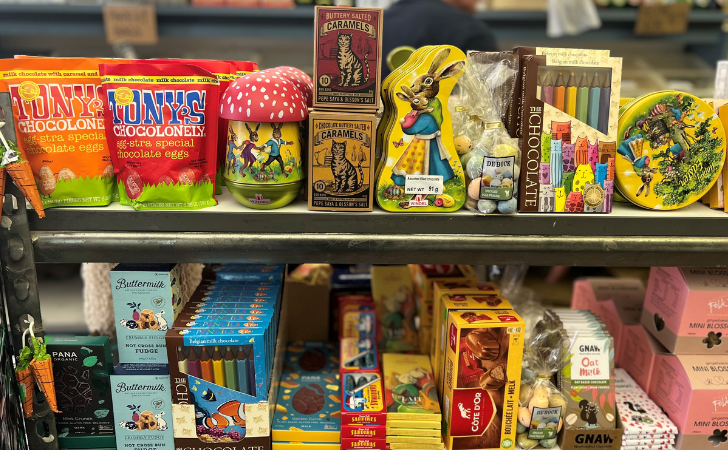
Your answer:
[0,176,59,450]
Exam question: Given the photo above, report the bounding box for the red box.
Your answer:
[341,424,386,439]
[341,371,386,426]
[341,438,387,449]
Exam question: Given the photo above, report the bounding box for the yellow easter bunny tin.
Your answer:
[616,91,725,210]
[376,46,466,212]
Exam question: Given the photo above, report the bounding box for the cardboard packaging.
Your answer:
[47,336,115,437]
[341,337,379,374]
[433,294,511,398]
[514,47,622,214]
[341,424,385,439]
[642,267,728,354]
[111,263,182,364]
[442,310,524,450]
[381,354,441,422]
[371,265,418,353]
[111,364,174,450]
[341,371,386,426]
[618,324,668,392]
[648,354,728,450]
[283,275,331,342]
[312,6,383,111]
[308,111,377,211]
[272,342,340,443]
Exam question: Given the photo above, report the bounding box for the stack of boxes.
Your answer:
[308,5,382,212]
[272,342,341,450]
[109,263,182,450]
[574,268,728,450]
[382,354,443,450]
[339,296,386,449]
[409,265,479,354]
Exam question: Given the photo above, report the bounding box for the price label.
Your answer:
[103,5,159,46]
[405,175,443,195]
[634,3,690,36]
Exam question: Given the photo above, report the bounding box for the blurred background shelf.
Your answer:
[0,5,724,96]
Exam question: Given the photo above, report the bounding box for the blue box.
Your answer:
[111,364,174,450]
[111,264,182,364]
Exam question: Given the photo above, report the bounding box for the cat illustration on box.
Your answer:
[331,140,364,194]
[337,32,369,88]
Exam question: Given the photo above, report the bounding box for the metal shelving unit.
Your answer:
[0,5,725,63]
[20,190,728,266]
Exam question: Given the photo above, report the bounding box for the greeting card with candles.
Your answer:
[514,47,622,213]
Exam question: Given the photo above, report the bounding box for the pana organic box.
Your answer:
[442,310,524,450]
[642,267,728,354]
[308,111,376,211]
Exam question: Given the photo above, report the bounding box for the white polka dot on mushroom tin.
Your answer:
[284,102,288,106]
[247,108,251,117]
[272,100,277,106]
[237,93,242,100]
[239,107,242,113]
[227,97,231,104]
[252,86,256,91]
[289,108,293,114]
[300,110,304,118]
[260,102,264,108]
[230,104,234,114]
[248,99,251,106]
[278,111,284,118]
[256,78,262,82]
[270,112,274,120]
[261,87,266,93]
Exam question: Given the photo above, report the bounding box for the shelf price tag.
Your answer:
[634,3,691,36]
[405,175,443,195]
[103,4,159,46]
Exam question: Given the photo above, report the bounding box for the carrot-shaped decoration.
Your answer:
[29,337,59,413]
[15,345,34,417]
[0,167,6,222]
[6,159,44,218]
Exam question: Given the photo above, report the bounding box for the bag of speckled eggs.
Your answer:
[454,51,521,215]
[516,315,569,450]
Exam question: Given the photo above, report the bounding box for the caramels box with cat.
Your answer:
[308,111,376,211]
[313,6,383,111]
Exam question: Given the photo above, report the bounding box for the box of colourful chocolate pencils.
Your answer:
[513,47,622,214]
[164,267,288,450]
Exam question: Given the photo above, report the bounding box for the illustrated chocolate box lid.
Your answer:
[381,353,441,421]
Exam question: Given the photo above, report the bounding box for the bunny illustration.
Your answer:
[235,123,261,178]
[260,123,293,178]
[390,48,465,188]
[156,412,167,431]
[397,86,434,129]
[636,166,658,197]
[156,311,168,331]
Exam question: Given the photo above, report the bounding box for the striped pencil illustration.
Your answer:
[236,347,249,395]
[598,74,611,134]
[212,346,226,388]
[188,347,202,379]
[247,346,256,396]
[576,73,589,123]
[587,73,601,129]
[200,346,214,383]
[542,71,554,106]
[553,72,565,112]
[224,347,238,391]
[565,72,577,117]
[178,347,188,374]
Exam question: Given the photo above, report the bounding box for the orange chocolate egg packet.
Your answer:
[0,57,126,208]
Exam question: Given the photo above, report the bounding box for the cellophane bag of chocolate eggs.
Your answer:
[516,314,571,450]
[456,51,520,215]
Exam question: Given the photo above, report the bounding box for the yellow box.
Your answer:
[388,445,444,450]
[385,428,440,437]
[442,310,524,450]
[387,419,441,430]
[433,293,509,398]
[430,281,500,385]
[386,436,443,444]
[409,265,478,326]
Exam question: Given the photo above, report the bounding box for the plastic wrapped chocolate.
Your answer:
[516,315,570,450]
[452,51,521,215]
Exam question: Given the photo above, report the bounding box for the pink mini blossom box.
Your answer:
[642,267,728,354]
[618,323,668,392]
[648,354,728,450]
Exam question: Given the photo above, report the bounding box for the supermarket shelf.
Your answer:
[27,191,728,266]
[0,5,724,43]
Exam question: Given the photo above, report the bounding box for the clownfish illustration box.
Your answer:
[515,47,622,213]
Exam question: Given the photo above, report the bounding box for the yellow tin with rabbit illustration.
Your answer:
[616,91,725,210]
[376,46,467,212]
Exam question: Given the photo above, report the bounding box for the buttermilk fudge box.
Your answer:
[642,267,728,354]
[648,354,728,450]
